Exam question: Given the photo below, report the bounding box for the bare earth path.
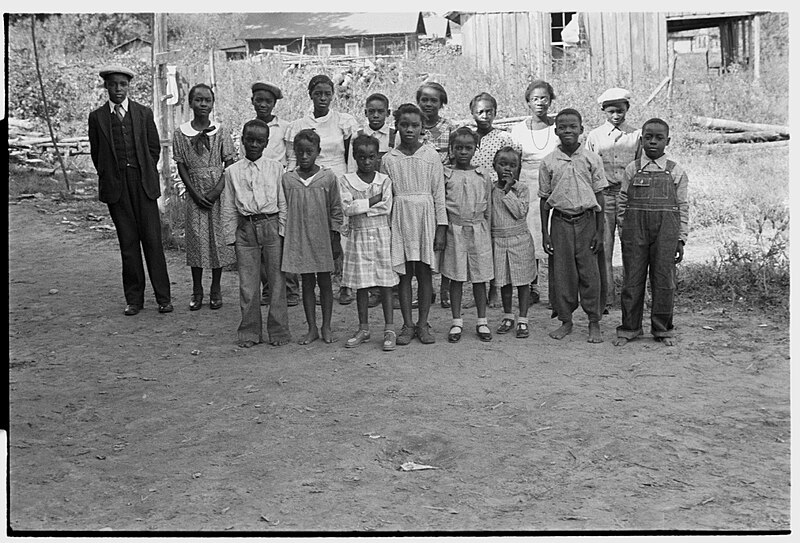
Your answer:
[8,198,790,533]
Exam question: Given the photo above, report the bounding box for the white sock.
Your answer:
[504,313,515,321]
[517,316,529,325]
[451,318,463,328]
[477,317,488,326]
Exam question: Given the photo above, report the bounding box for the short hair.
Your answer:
[351,134,380,154]
[449,126,480,147]
[393,103,423,123]
[416,81,448,106]
[365,93,390,109]
[524,79,556,103]
[642,117,670,134]
[555,108,583,125]
[293,128,321,149]
[242,119,270,139]
[493,146,522,165]
[308,74,334,95]
[469,92,497,113]
[188,83,215,103]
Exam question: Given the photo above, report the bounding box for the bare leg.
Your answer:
[588,321,603,343]
[487,280,499,308]
[380,286,394,327]
[298,273,319,345]
[473,282,488,319]
[517,285,530,318]
[416,263,434,326]
[356,288,370,329]
[318,272,335,343]
[501,284,513,315]
[549,320,574,340]
[399,266,414,327]
[449,279,463,320]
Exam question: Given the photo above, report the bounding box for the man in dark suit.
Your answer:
[88,65,173,315]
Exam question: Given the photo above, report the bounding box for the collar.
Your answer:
[643,154,668,169]
[345,172,383,191]
[363,123,390,136]
[180,121,219,137]
[109,98,130,114]
[244,154,268,170]
[556,142,584,158]
[307,109,333,123]
[603,120,635,135]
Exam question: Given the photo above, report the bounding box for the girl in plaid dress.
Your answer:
[340,135,398,351]
[172,83,236,312]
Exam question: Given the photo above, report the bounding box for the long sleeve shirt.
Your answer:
[221,154,287,245]
[618,154,690,244]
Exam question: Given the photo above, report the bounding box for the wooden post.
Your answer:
[152,13,170,211]
[752,14,761,84]
[667,53,677,102]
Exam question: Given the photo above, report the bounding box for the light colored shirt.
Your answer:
[471,128,521,182]
[538,143,608,214]
[585,121,641,185]
[346,123,394,173]
[221,154,287,244]
[285,109,359,175]
[619,154,690,244]
[339,172,392,222]
[108,98,130,117]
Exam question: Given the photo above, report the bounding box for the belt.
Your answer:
[553,208,591,222]
[244,212,278,222]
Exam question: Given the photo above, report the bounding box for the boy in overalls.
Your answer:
[613,118,689,347]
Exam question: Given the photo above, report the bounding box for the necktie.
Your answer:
[114,104,124,122]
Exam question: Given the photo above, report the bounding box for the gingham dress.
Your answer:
[339,172,398,289]
[440,168,494,283]
[172,122,237,268]
[422,117,458,164]
[380,145,447,274]
[491,180,536,286]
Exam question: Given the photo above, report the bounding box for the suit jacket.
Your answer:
[88,100,161,204]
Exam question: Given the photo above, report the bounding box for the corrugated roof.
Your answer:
[239,12,425,40]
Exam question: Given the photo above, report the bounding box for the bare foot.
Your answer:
[588,321,603,343]
[320,326,335,344]
[659,336,677,346]
[298,329,319,345]
[612,337,630,347]
[270,337,290,346]
[549,321,573,340]
[237,340,258,348]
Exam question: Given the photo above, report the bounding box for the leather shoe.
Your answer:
[189,293,203,311]
[124,304,141,316]
[158,302,174,313]
[209,295,222,310]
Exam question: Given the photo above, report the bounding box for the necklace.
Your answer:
[530,124,551,151]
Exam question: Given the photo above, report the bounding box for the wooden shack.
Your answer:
[446,11,765,85]
[238,12,426,58]
[445,11,668,86]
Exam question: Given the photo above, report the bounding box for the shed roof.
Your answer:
[239,12,425,40]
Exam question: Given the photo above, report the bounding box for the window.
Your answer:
[274,44,288,53]
[317,43,331,56]
[345,43,359,56]
[550,12,577,60]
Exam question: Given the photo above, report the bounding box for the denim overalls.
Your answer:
[617,159,680,339]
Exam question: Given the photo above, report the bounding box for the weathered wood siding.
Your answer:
[458,11,668,85]
[459,12,549,77]
[583,12,668,86]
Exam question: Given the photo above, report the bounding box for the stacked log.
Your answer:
[687,116,789,145]
[8,117,90,168]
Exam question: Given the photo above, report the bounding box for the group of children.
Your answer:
[175,77,688,351]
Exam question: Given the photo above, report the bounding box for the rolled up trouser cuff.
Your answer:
[616,326,643,339]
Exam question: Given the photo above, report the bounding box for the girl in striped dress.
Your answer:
[441,127,494,343]
[340,135,398,351]
[380,104,447,346]
[491,147,536,339]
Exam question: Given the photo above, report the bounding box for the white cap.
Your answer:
[597,87,631,107]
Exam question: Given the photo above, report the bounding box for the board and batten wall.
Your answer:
[457,11,668,86]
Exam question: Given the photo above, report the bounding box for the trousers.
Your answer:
[550,210,602,323]
[235,215,290,343]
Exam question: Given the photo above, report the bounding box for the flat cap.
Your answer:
[251,82,283,100]
[99,65,135,80]
[597,87,631,107]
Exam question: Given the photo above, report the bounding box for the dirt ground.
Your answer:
[8,185,790,534]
